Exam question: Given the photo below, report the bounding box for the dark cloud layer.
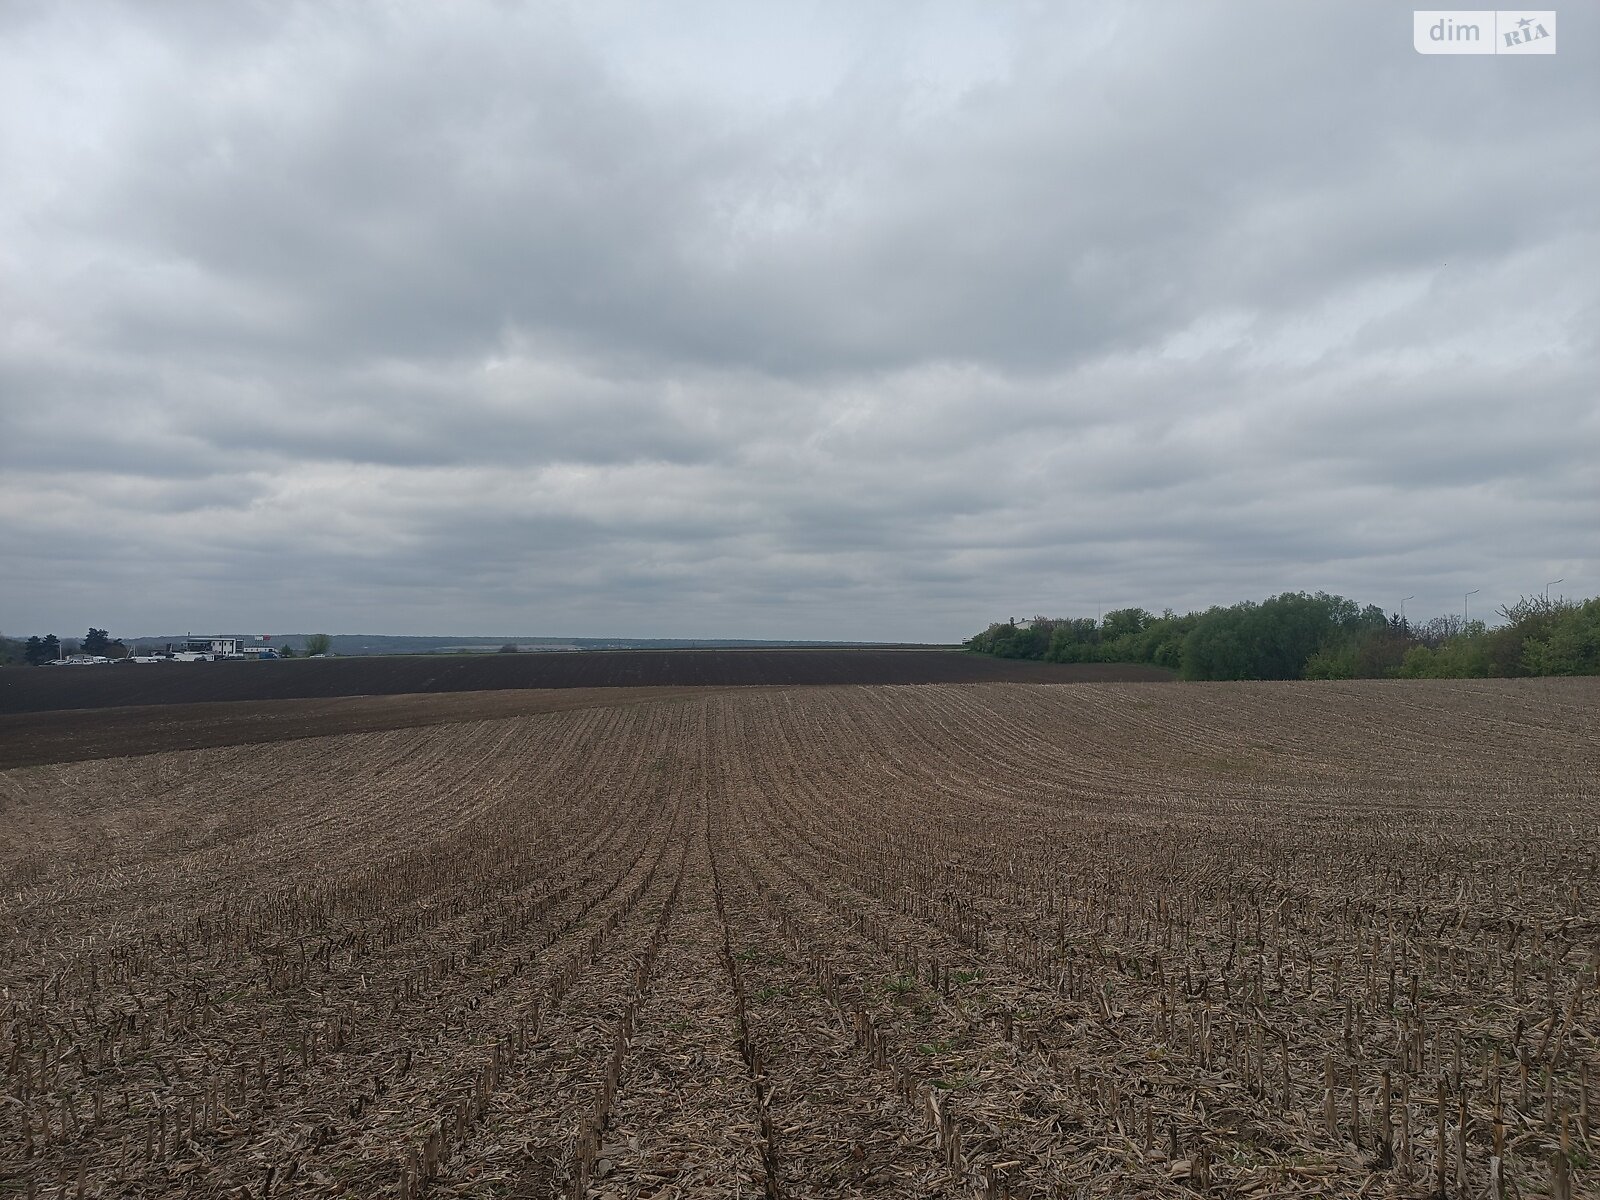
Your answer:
[2,1,1596,641]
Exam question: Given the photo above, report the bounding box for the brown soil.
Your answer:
[3,677,1595,1199]
[0,649,1173,714]
[0,686,726,769]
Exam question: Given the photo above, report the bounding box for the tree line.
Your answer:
[2,629,137,664]
[0,628,147,664]
[967,591,1600,680]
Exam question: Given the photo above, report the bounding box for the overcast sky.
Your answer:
[2,2,1596,641]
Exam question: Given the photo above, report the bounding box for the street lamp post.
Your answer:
[1544,578,1563,604]
[1464,589,1479,626]
[1401,595,1415,626]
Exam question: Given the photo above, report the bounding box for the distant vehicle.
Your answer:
[125,656,166,664]
[309,653,334,658]
[58,654,111,666]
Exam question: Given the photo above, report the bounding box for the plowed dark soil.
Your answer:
[0,687,723,769]
[0,649,1170,715]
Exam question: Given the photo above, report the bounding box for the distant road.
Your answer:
[0,649,1172,714]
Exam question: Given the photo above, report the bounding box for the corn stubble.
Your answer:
[1,678,1596,1198]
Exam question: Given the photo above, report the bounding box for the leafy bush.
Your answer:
[1522,597,1600,674]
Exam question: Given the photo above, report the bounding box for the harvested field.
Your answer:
[2,678,1597,1199]
[0,688,730,770]
[0,651,1171,715]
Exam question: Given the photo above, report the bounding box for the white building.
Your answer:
[161,637,278,660]
[184,637,239,656]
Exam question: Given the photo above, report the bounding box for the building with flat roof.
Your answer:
[185,637,239,655]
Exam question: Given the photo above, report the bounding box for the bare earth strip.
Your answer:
[597,805,770,1197]
[0,687,729,770]
[1,678,1596,1199]
[0,651,1172,716]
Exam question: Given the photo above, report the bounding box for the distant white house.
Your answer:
[169,636,277,660]
[184,637,239,656]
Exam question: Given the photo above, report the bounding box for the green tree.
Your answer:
[1100,608,1151,641]
[965,618,1052,659]
[970,590,1600,681]
[1303,643,1357,680]
[1352,628,1412,677]
[1396,645,1439,677]
[1043,618,1100,662]
[83,628,112,655]
[1522,597,1600,675]
[1180,593,1367,680]
[1180,605,1253,680]
[24,635,49,665]
[303,633,333,656]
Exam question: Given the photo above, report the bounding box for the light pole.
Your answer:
[1464,589,1479,626]
[1401,595,1414,626]
[1544,577,1563,604]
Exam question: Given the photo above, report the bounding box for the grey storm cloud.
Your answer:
[1,0,1596,642]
